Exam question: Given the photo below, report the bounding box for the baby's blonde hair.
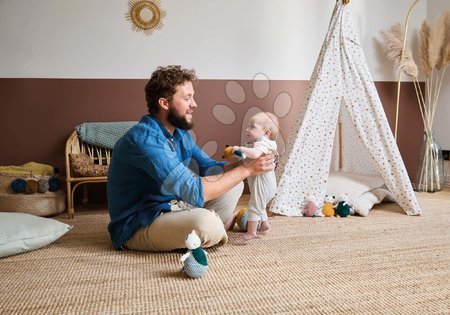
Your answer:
[251,112,279,141]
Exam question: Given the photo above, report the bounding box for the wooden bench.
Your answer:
[65,130,111,219]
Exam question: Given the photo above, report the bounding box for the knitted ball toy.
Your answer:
[25,179,38,194]
[236,207,249,231]
[180,230,208,278]
[48,177,60,192]
[37,178,49,193]
[11,178,27,193]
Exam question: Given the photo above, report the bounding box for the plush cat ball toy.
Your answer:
[236,207,249,231]
[180,230,208,278]
[303,194,320,217]
[235,207,262,231]
[322,195,335,217]
[222,146,246,160]
[334,193,351,217]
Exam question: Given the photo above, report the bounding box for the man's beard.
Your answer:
[167,106,194,130]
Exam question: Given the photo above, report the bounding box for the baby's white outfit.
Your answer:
[246,136,278,222]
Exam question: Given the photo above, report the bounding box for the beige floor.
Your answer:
[4,187,449,315]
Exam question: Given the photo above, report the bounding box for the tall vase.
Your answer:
[414,131,444,192]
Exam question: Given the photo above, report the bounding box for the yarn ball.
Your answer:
[37,178,49,193]
[236,207,249,231]
[183,255,208,279]
[25,179,38,194]
[48,177,60,192]
[11,178,27,193]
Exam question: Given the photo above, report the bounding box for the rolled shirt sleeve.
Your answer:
[190,144,226,176]
[131,135,205,207]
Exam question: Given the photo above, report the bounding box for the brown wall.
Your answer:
[0,79,423,202]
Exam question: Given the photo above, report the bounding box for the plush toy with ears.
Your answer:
[180,230,208,278]
[334,193,351,217]
[303,195,320,217]
[322,195,336,217]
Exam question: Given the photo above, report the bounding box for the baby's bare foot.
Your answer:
[258,221,270,235]
[240,232,257,242]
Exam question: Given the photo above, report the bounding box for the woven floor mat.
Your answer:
[1,191,449,314]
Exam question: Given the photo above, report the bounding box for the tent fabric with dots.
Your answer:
[270,1,421,216]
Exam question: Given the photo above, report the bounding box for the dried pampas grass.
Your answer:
[441,11,450,69]
[444,44,450,68]
[380,23,418,77]
[380,25,402,64]
[420,21,432,77]
[380,9,450,140]
[429,11,447,70]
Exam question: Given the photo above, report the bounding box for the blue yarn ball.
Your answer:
[11,178,26,193]
[48,177,60,192]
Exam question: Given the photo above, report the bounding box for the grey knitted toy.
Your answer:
[180,230,208,278]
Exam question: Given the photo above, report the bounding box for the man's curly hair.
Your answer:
[145,65,198,114]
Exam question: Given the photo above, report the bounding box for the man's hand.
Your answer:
[244,154,276,176]
[202,154,276,202]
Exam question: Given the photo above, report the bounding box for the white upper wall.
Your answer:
[0,0,427,80]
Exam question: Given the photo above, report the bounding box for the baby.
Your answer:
[233,112,279,241]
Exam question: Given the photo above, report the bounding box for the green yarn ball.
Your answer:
[11,178,27,193]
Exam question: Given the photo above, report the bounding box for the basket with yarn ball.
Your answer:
[0,164,65,216]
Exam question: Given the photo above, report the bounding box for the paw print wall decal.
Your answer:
[203,73,292,157]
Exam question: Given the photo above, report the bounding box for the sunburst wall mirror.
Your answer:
[126,0,166,35]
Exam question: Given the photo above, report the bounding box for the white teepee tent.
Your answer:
[270,1,421,216]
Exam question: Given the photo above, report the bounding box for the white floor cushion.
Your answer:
[0,212,71,258]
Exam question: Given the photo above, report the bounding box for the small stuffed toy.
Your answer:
[180,230,208,278]
[334,193,351,217]
[235,207,261,231]
[236,207,249,231]
[222,146,246,160]
[303,195,319,217]
[322,194,335,217]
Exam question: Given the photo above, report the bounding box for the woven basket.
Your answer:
[0,172,65,217]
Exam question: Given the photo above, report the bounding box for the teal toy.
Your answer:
[180,230,208,278]
[334,193,351,217]
[223,146,247,160]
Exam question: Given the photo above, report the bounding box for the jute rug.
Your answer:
[1,191,449,314]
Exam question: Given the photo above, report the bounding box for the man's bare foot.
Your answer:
[258,221,270,235]
[224,210,239,231]
[240,232,257,242]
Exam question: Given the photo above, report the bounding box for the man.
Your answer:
[107,65,275,251]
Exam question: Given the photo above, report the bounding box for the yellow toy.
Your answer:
[222,146,246,160]
[322,194,335,217]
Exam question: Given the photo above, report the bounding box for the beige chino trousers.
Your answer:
[125,181,244,252]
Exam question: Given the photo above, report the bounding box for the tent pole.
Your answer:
[339,121,343,171]
[394,0,421,142]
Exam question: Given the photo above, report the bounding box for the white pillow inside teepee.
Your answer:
[326,172,389,216]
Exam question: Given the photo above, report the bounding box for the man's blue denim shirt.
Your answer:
[107,114,225,249]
